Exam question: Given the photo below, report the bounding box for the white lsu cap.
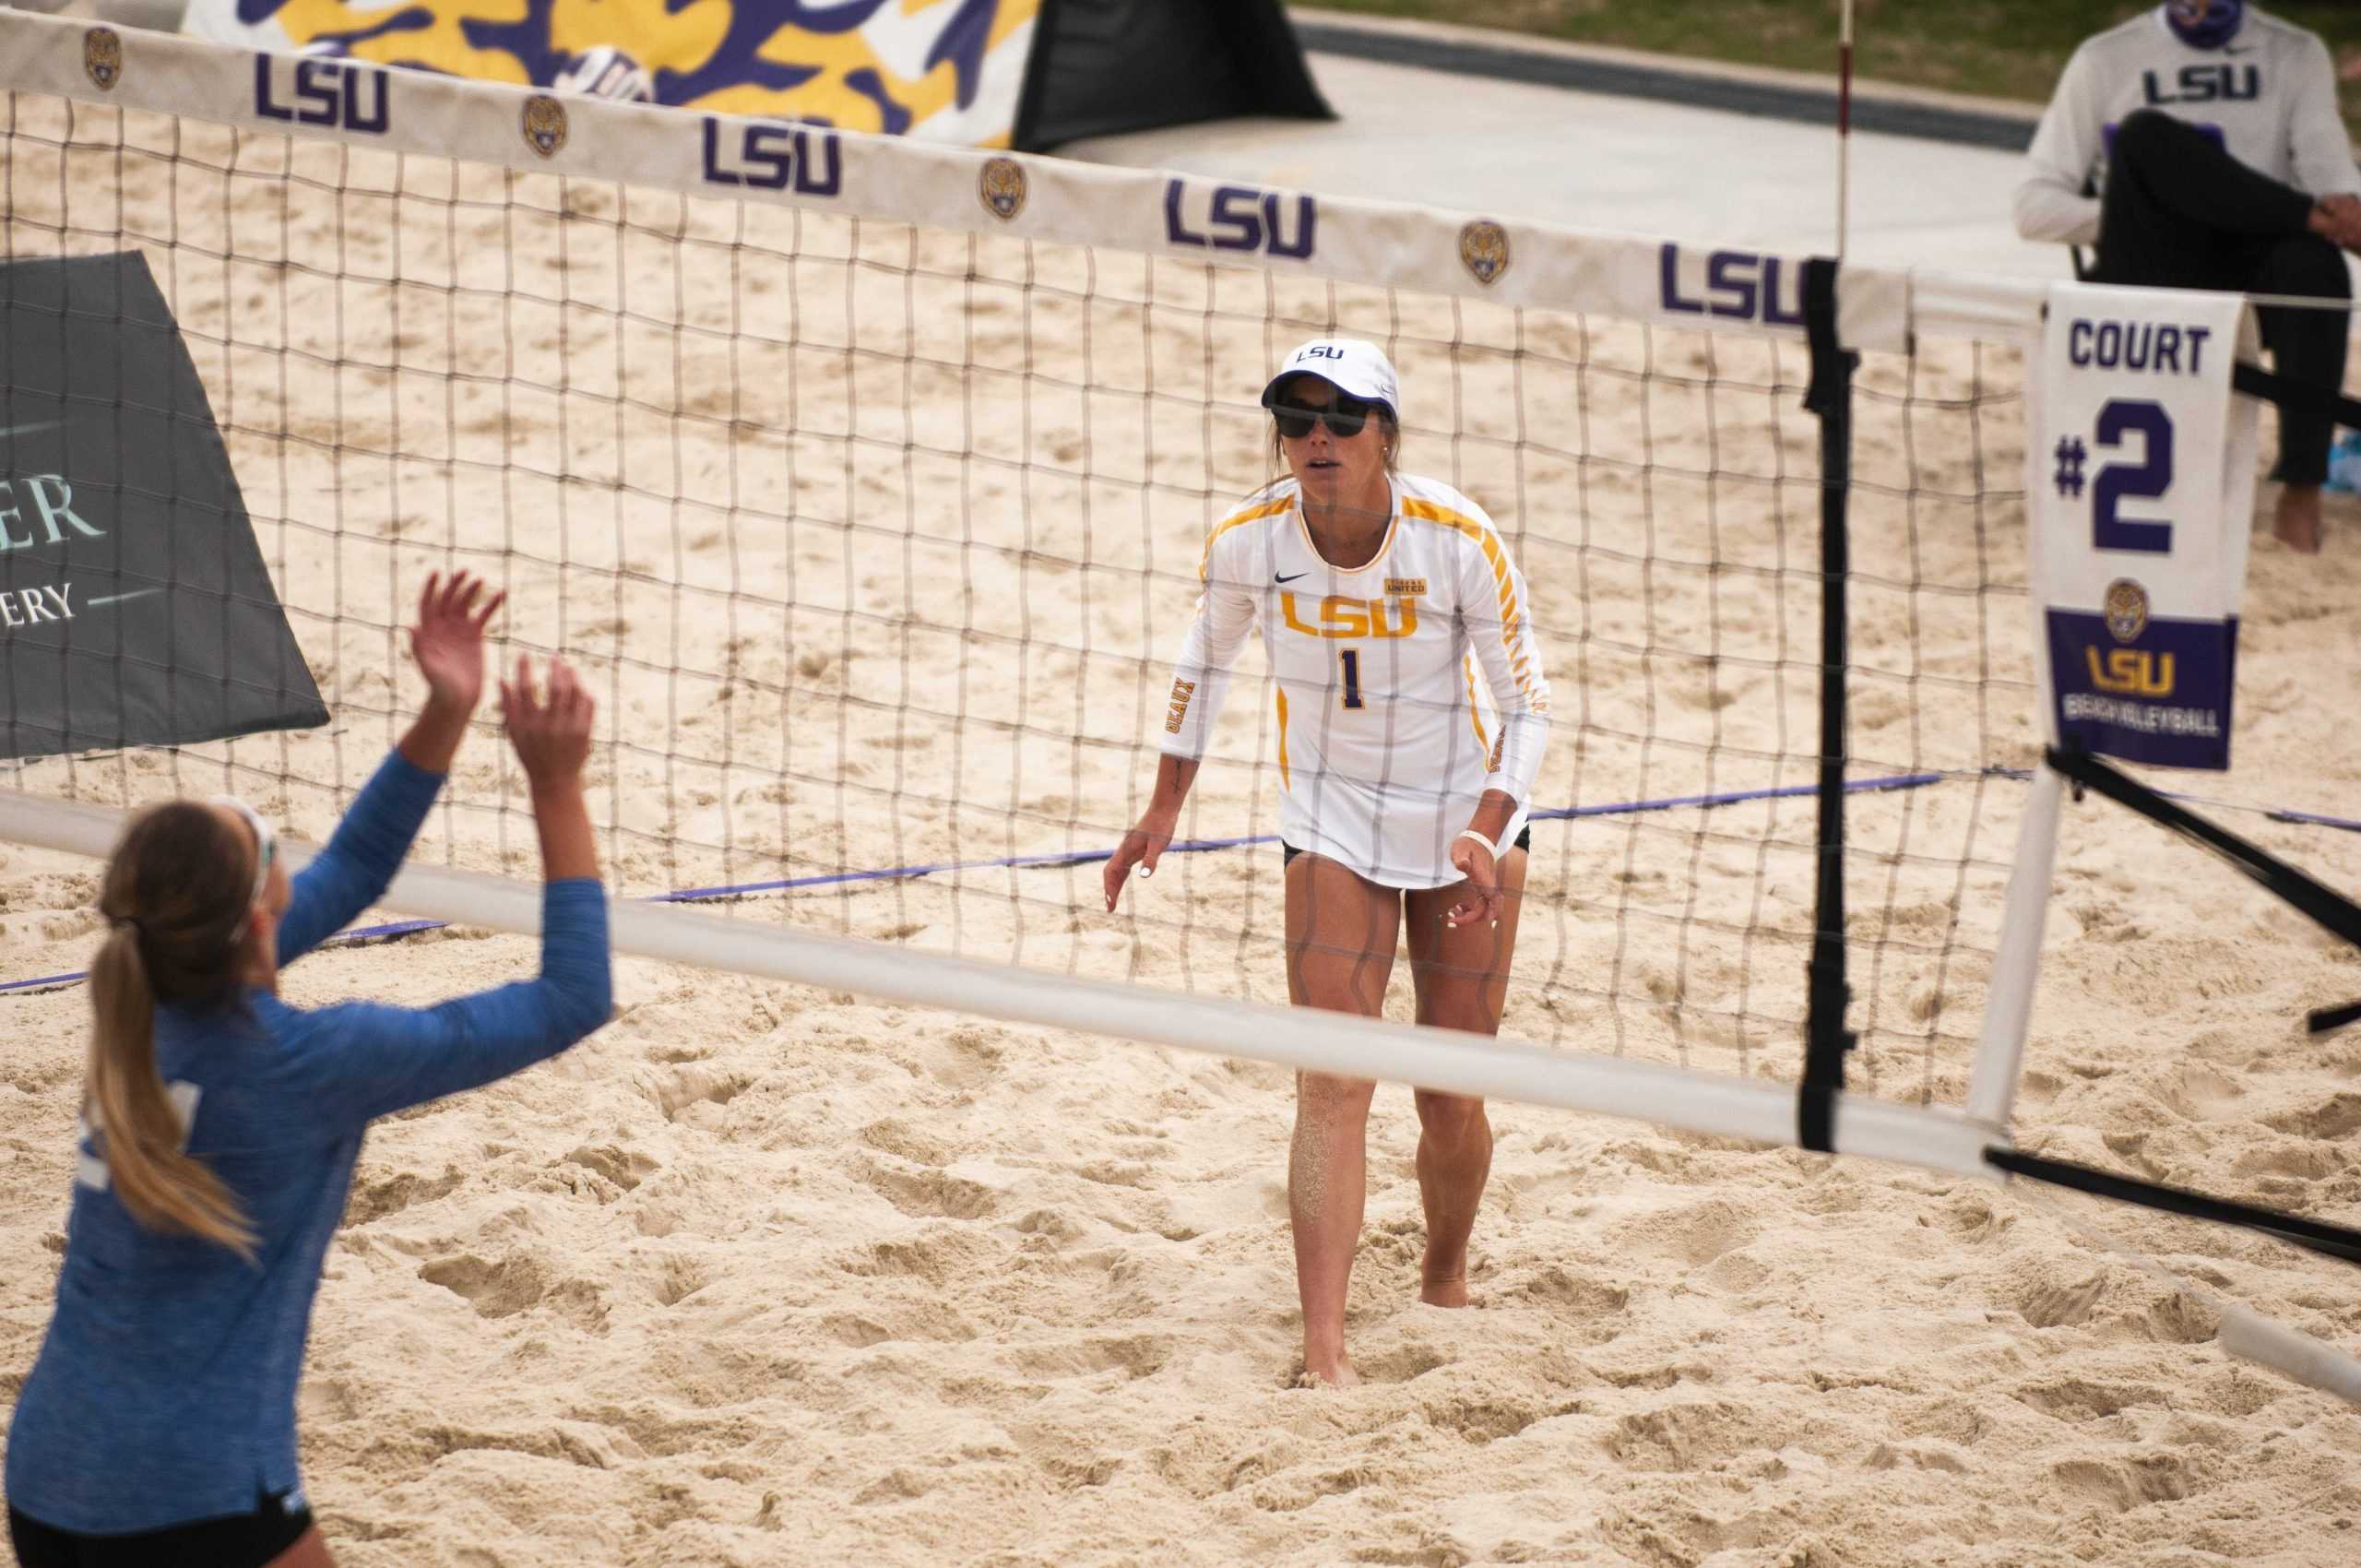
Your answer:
[1261,338,1401,422]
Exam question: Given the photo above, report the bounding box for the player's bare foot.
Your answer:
[1299,1355,1362,1388]
[1419,1270,1470,1308]
[2275,483,2324,552]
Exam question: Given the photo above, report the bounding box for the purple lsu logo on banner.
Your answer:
[700,120,843,196]
[253,53,389,133]
[2045,578,2235,769]
[1163,181,1316,260]
[1657,244,1805,327]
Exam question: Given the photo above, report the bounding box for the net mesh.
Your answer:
[0,88,2038,1100]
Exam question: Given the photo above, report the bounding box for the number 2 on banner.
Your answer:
[2093,398,2174,553]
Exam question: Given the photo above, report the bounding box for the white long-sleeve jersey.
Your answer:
[1158,473,1551,889]
[2017,6,2360,247]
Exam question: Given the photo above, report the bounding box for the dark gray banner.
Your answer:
[0,251,326,760]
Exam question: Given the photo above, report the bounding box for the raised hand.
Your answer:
[502,654,594,790]
[409,570,505,715]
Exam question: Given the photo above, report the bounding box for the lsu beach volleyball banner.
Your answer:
[2028,282,2256,770]
[0,9,1912,347]
[184,0,1043,145]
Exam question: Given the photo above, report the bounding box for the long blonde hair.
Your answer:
[88,800,259,1259]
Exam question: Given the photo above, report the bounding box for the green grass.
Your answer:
[1291,2,2361,118]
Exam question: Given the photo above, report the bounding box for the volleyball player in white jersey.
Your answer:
[2017,0,2361,552]
[1104,339,1551,1387]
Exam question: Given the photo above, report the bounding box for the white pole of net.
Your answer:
[1967,764,2065,1126]
[1834,0,1856,258]
[0,790,2006,1182]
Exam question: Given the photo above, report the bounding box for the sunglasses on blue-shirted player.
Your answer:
[209,793,277,909]
[1267,394,1374,441]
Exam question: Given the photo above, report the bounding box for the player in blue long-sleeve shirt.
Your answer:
[6,573,612,1568]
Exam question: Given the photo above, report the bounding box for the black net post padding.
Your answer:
[1799,256,1858,1155]
[1986,1146,2361,1267]
[2231,361,2361,434]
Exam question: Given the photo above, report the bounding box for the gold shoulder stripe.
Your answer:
[1199,495,1293,582]
[1401,499,1540,707]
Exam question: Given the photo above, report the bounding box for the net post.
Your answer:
[1799,256,1858,1155]
[1967,762,2065,1127]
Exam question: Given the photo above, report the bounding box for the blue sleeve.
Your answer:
[278,880,611,1127]
[276,750,445,967]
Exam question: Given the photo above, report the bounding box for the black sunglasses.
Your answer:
[1268,394,1374,441]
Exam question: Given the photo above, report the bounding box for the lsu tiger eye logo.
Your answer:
[979,157,1027,221]
[1459,220,1510,286]
[84,28,123,91]
[521,94,568,159]
[2103,577,2149,643]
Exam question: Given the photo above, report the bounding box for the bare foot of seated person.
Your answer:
[2275,482,2324,553]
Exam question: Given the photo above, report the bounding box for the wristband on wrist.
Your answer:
[1455,827,1500,860]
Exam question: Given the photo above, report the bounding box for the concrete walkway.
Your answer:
[1069,13,2070,281]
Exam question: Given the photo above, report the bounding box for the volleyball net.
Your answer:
[1,8,2354,1241]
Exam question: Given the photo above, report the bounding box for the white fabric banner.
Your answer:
[0,9,1916,351]
[2027,281,2256,770]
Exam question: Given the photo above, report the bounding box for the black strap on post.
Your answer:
[2045,746,2361,947]
[2046,745,2361,1035]
[1987,1146,2361,1267]
[1799,257,1857,1154]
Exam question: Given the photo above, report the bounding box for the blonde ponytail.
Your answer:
[88,803,261,1261]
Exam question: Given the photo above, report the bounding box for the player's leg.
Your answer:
[1284,848,1402,1387]
[2094,111,2309,289]
[270,1527,338,1568]
[1402,842,1529,1309]
[2248,233,2351,552]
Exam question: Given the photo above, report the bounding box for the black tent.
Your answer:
[1014,0,1334,150]
[0,253,327,761]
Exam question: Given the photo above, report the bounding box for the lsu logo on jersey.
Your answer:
[521,95,568,159]
[1281,593,1418,639]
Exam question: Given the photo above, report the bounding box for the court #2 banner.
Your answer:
[2028,282,2255,771]
[184,0,1040,146]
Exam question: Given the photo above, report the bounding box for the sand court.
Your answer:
[5,22,2361,1567]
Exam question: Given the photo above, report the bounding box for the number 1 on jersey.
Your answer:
[1338,647,1364,709]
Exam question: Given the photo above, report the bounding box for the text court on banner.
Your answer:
[2027,283,2256,771]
